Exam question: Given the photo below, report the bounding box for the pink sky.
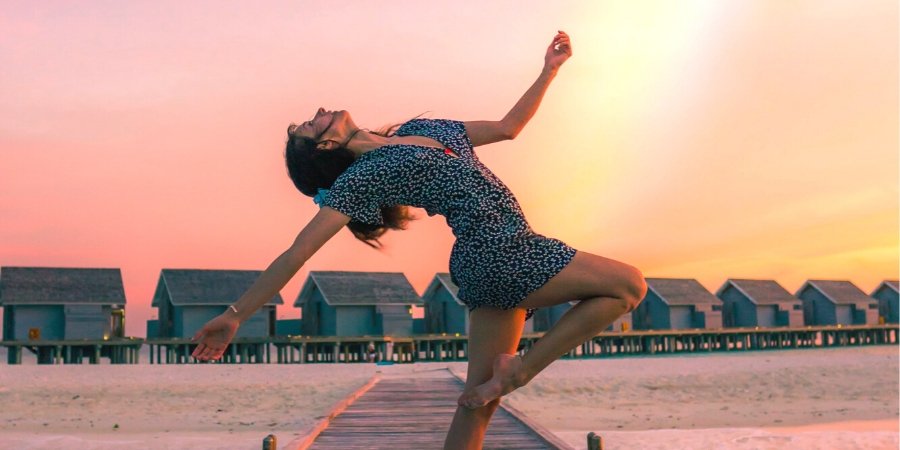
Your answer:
[1,1,897,336]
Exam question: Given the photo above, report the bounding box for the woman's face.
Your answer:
[294,107,355,149]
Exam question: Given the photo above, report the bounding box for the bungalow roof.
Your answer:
[0,267,126,306]
[421,273,463,306]
[294,271,422,307]
[645,278,720,306]
[871,280,899,296]
[152,269,283,307]
[797,280,872,306]
[717,279,801,306]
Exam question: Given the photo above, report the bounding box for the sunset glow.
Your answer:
[1,1,896,336]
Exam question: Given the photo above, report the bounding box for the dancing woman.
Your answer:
[191,31,646,449]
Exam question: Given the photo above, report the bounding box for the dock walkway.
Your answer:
[306,370,570,450]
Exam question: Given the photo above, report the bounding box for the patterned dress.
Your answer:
[322,118,577,320]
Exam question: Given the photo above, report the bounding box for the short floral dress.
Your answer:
[322,118,577,320]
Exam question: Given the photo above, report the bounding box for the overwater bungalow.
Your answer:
[607,312,633,332]
[796,280,879,326]
[295,271,422,337]
[421,273,536,335]
[151,269,283,338]
[422,273,469,335]
[531,302,572,333]
[531,300,630,332]
[632,278,723,330]
[716,279,804,328]
[0,267,126,341]
[871,280,899,324]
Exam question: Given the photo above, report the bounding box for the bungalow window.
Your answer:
[711,305,722,311]
[793,304,802,310]
[869,303,879,310]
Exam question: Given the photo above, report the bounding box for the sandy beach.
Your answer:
[0,346,896,449]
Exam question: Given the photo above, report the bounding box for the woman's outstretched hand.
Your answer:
[190,314,240,361]
[544,30,572,73]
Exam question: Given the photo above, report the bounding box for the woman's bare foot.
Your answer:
[458,353,528,409]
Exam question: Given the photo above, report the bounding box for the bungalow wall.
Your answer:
[632,291,669,330]
[606,312,632,332]
[5,305,65,340]
[425,289,468,335]
[64,304,108,339]
[304,302,414,337]
[169,305,269,338]
[146,319,159,338]
[301,288,337,336]
[275,319,303,337]
[799,287,877,325]
[303,299,338,336]
[320,302,337,335]
[719,288,758,327]
[669,305,692,329]
[633,291,720,330]
[755,305,777,328]
[694,304,723,329]
[858,303,880,325]
[533,303,573,332]
[801,288,837,325]
[873,287,899,323]
[377,304,413,337]
[336,305,378,336]
[156,287,174,338]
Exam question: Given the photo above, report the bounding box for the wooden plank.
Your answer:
[300,369,561,449]
[284,372,382,450]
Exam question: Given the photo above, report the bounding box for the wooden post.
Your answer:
[262,434,276,450]
[7,345,22,364]
[587,431,603,450]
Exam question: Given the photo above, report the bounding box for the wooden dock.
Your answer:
[3,324,897,365]
[298,370,572,450]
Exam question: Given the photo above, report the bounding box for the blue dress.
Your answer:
[322,118,577,320]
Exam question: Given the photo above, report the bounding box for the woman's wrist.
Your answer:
[224,305,244,324]
[540,66,559,79]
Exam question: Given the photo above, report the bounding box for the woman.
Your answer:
[191,31,646,449]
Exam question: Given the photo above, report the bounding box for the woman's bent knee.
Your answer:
[620,266,647,312]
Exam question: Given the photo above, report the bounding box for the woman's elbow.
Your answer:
[283,246,308,269]
[502,125,520,140]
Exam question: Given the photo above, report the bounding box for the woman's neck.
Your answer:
[345,130,392,158]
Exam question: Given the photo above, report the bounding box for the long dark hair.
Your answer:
[284,122,414,248]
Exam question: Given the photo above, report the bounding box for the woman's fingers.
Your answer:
[199,345,216,361]
[191,326,208,343]
[191,342,206,359]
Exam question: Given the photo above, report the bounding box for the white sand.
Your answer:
[0,346,896,449]
[0,364,377,449]
[493,346,900,450]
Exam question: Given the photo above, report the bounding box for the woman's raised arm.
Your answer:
[190,206,350,361]
[465,31,572,147]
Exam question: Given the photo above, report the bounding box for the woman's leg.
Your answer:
[443,306,526,450]
[458,251,647,408]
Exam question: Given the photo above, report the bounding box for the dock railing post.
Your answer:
[587,431,603,450]
[262,434,276,449]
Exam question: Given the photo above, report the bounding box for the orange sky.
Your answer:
[1,1,897,337]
